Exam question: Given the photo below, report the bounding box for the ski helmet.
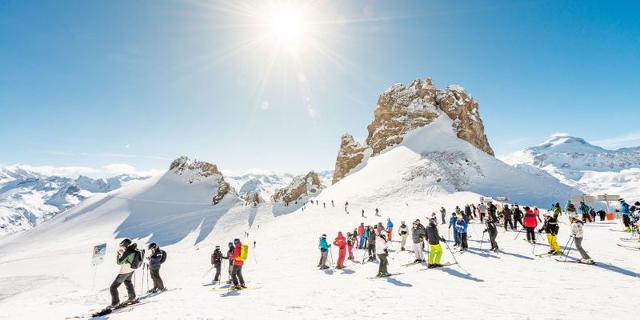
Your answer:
[148,243,157,250]
[119,238,132,247]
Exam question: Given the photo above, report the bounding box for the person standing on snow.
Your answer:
[147,243,166,293]
[523,206,539,243]
[224,242,234,284]
[483,212,499,252]
[386,218,394,241]
[449,213,460,247]
[211,245,223,283]
[398,221,409,251]
[346,232,356,260]
[513,204,525,230]
[375,231,390,277]
[109,239,138,307]
[478,202,488,223]
[375,208,380,217]
[552,202,562,216]
[411,219,426,263]
[425,218,445,268]
[357,223,366,249]
[464,204,472,221]
[318,234,331,269]
[454,215,469,250]
[578,202,591,223]
[367,226,377,262]
[440,207,447,224]
[569,215,594,264]
[361,209,365,218]
[230,239,246,290]
[502,204,514,231]
[619,199,632,232]
[538,212,561,255]
[333,232,347,269]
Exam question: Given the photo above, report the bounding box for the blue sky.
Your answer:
[1,0,639,175]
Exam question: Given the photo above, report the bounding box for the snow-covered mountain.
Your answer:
[0,166,149,235]
[501,134,640,199]
[226,170,333,205]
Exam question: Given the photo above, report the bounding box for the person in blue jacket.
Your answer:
[386,218,394,241]
[620,199,632,232]
[454,215,469,250]
[317,234,331,269]
[448,213,460,247]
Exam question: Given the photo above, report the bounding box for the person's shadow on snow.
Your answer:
[439,267,484,282]
[386,277,412,287]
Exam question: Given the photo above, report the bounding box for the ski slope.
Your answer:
[0,120,637,320]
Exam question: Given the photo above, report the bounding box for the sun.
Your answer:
[268,9,307,46]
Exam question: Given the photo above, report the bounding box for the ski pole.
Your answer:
[146,264,150,292]
[563,236,575,262]
[479,231,486,251]
[329,248,334,265]
[513,229,523,241]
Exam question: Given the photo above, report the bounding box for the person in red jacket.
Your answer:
[357,223,365,249]
[333,232,347,269]
[230,239,246,289]
[523,207,539,243]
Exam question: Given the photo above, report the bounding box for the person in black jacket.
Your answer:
[147,243,166,293]
[502,204,514,231]
[224,242,234,284]
[425,218,446,268]
[513,204,525,230]
[211,246,223,283]
[483,213,499,251]
[538,212,562,254]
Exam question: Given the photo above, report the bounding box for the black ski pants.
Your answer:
[110,272,135,306]
[525,227,536,242]
[213,263,222,282]
[150,268,165,291]
[231,264,245,286]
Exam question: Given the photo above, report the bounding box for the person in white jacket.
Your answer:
[375,232,390,277]
[398,221,409,251]
[570,215,594,264]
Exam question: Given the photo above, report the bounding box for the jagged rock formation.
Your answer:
[169,156,233,205]
[332,77,494,184]
[273,171,322,204]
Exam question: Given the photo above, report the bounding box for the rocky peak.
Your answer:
[332,77,494,184]
[272,171,322,204]
[169,156,233,205]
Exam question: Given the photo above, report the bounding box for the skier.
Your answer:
[538,212,561,255]
[109,239,138,307]
[333,232,347,269]
[523,206,539,243]
[345,201,349,214]
[398,221,409,251]
[224,242,234,283]
[454,215,469,250]
[513,204,525,230]
[569,214,594,264]
[386,218,394,241]
[488,201,497,221]
[346,232,356,260]
[478,202,488,223]
[597,209,606,221]
[367,226,377,262]
[361,209,365,218]
[147,243,166,293]
[471,204,477,219]
[331,200,335,207]
[620,199,632,232]
[503,204,514,231]
[411,219,426,263]
[552,202,562,216]
[449,213,460,247]
[579,202,591,223]
[375,208,380,217]
[375,231,390,277]
[464,204,472,221]
[425,218,445,268]
[565,200,578,217]
[318,234,330,269]
[483,212,499,251]
[211,245,223,283]
[230,239,246,289]
[357,223,366,249]
[440,207,447,224]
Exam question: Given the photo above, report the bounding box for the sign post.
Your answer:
[90,243,107,291]
[596,194,621,221]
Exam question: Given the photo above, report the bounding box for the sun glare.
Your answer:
[269,9,306,46]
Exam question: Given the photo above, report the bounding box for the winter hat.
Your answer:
[215,245,220,249]
[233,238,240,244]
[148,243,157,250]
[321,234,327,238]
[119,238,132,247]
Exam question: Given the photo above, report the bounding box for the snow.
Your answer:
[2,117,634,319]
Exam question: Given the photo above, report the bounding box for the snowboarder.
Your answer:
[318,234,330,269]
[411,219,426,262]
[211,245,223,282]
[386,218,394,241]
[538,212,561,255]
[440,207,447,224]
[109,239,138,307]
[425,218,445,268]
[569,214,594,264]
[523,206,539,243]
[398,221,409,251]
[454,215,469,250]
[478,202,488,223]
[346,232,356,260]
[483,212,499,251]
[449,213,460,247]
[147,243,166,293]
[503,204,514,231]
[230,239,246,289]
[513,204,525,230]
[375,231,390,277]
[357,223,366,249]
[333,232,347,269]
[367,226,377,262]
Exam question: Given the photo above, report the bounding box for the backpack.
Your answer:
[130,249,144,269]
[159,249,167,264]
[238,244,249,261]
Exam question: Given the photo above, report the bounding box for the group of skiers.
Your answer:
[210,239,248,290]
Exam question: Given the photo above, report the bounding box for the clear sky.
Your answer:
[1,0,639,176]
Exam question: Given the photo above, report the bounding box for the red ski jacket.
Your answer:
[231,243,244,266]
[333,233,347,249]
[523,209,538,228]
[357,225,364,236]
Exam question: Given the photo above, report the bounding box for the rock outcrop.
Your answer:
[169,156,234,205]
[332,77,494,184]
[272,171,322,204]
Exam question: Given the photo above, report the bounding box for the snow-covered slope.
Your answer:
[501,134,640,199]
[0,166,148,235]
